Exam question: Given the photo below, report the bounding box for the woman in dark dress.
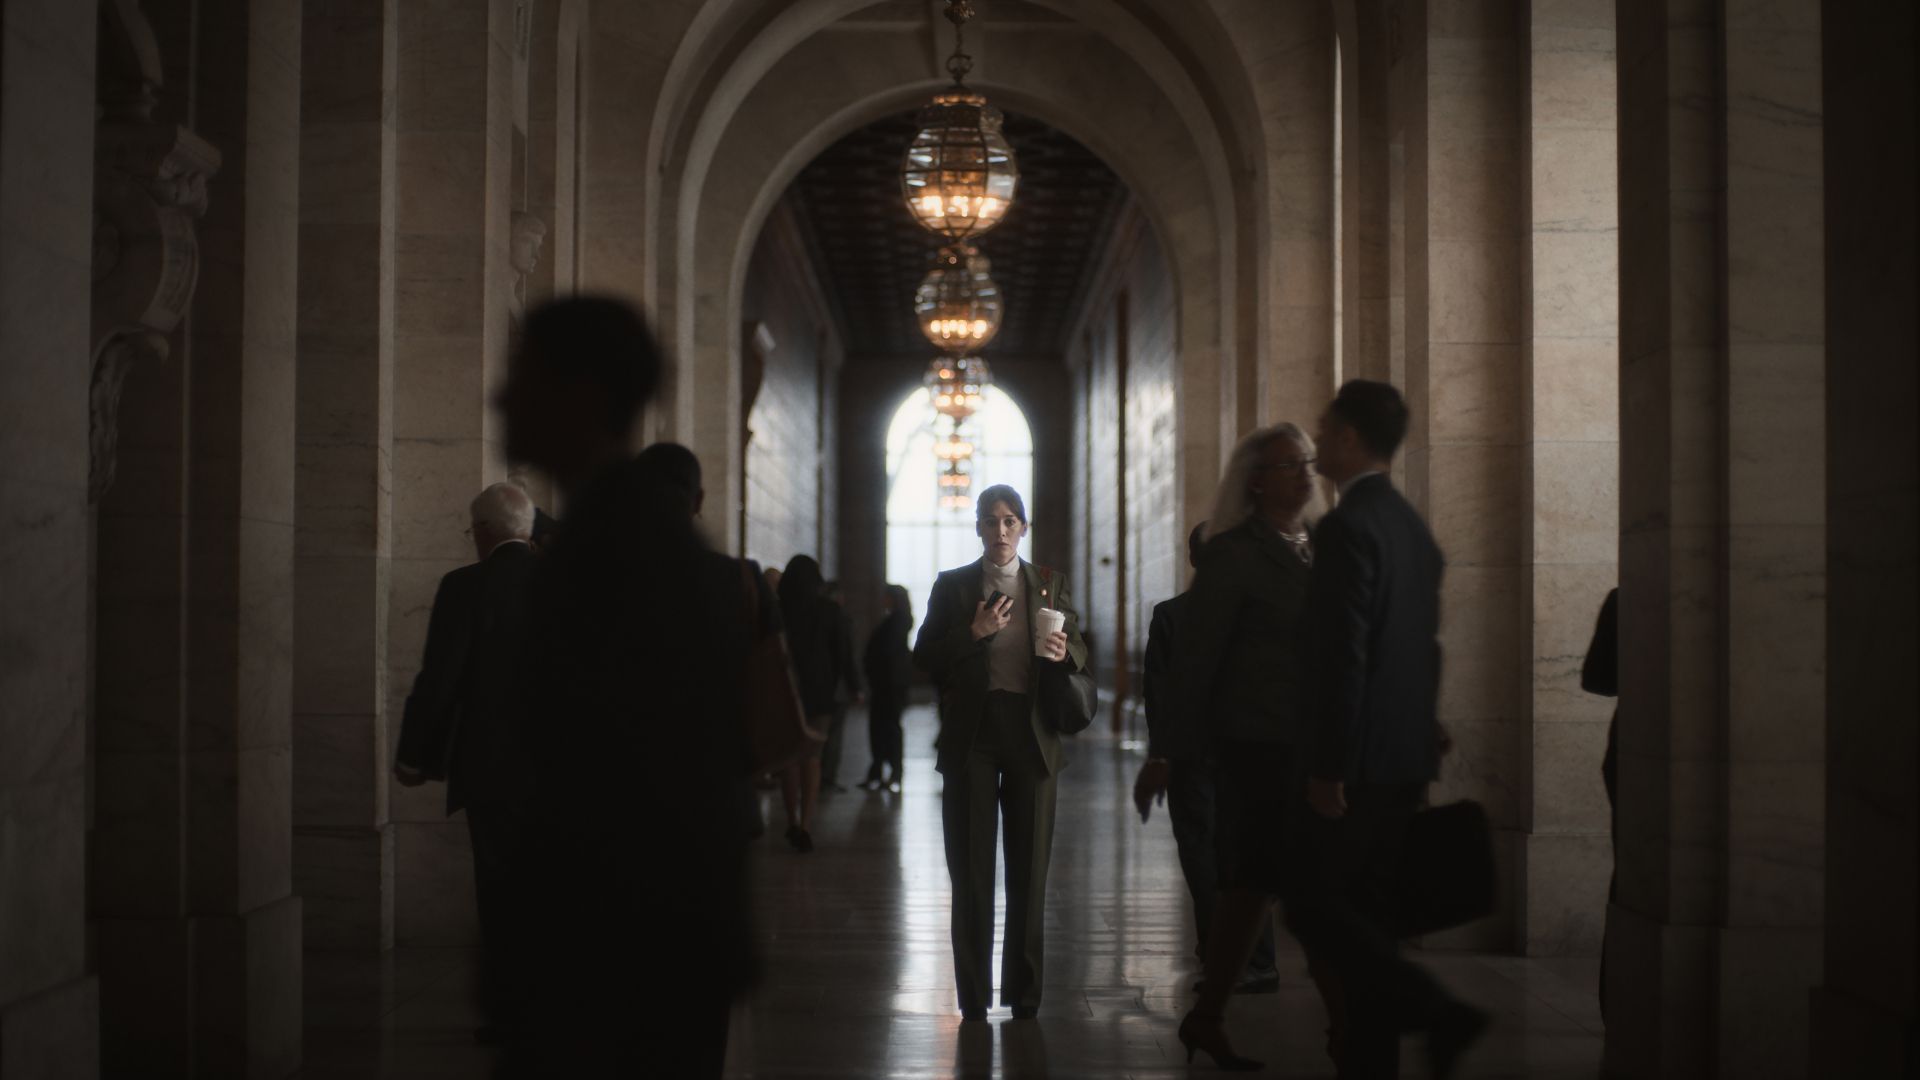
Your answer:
[1174,423,1322,1070]
[861,584,914,791]
[777,554,859,851]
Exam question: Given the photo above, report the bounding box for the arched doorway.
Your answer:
[884,385,1034,614]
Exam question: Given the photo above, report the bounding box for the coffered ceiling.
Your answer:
[788,108,1127,359]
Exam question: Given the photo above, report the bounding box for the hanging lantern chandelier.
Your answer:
[938,457,974,511]
[933,427,976,463]
[916,244,1002,353]
[900,1,1019,240]
[926,355,990,421]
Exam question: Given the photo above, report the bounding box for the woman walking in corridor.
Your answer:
[914,485,1090,1022]
[777,554,859,851]
[1174,423,1322,1070]
[861,584,915,792]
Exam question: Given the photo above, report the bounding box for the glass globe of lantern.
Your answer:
[916,245,1002,353]
[938,458,974,511]
[926,356,989,422]
[901,87,1019,241]
[933,429,975,462]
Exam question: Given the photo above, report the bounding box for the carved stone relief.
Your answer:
[89,0,221,502]
[507,210,548,338]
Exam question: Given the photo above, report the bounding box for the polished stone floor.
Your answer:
[301,705,1604,1077]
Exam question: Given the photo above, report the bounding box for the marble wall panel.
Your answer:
[191,895,303,1079]
[1529,719,1612,833]
[1529,561,1618,725]
[295,830,394,951]
[1425,444,1526,567]
[1521,832,1612,956]
[394,822,479,946]
[1815,3,1917,1069]
[1427,342,1522,443]
[0,970,99,1079]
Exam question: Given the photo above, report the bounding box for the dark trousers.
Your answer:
[465,800,527,1029]
[1286,782,1451,1078]
[1166,759,1277,972]
[866,699,905,778]
[821,703,849,784]
[941,693,1056,1012]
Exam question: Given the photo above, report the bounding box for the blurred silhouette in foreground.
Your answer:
[495,297,754,1076]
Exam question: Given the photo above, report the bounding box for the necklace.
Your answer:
[1276,527,1312,565]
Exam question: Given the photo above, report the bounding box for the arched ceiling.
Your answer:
[787,108,1127,358]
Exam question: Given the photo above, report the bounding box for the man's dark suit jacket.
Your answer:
[1306,474,1445,787]
[395,540,538,814]
[913,559,1089,777]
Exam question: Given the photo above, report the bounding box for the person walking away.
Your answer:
[1289,379,1488,1079]
[494,296,755,1076]
[394,481,540,1045]
[914,485,1089,1022]
[1134,522,1282,999]
[777,555,857,850]
[818,581,863,791]
[862,584,914,791]
[1166,425,1320,1070]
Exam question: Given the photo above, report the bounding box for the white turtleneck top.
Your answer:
[981,556,1032,693]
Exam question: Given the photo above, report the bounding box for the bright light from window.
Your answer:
[885,385,1034,619]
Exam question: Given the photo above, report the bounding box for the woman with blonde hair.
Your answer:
[1172,422,1322,1070]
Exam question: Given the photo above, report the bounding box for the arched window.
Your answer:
[885,385,1034,615]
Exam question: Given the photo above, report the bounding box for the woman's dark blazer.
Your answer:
[1169,519,1313,756]
[912,559,1090,777]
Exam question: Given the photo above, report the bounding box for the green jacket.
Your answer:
[913,558,1091,777]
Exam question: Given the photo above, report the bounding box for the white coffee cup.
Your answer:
[1033,607,1067,657]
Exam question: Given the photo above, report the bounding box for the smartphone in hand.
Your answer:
[985,590,1008,611]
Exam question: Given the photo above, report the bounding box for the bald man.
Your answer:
[395,481,539,1042]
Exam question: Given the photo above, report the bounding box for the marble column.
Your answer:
[388,0,516,946]
[1238,0,1336,425]
[293,0,398,953]
[1811,5,1917,1075]
[1334,0,1393,386]
[1399,0,1531,952]
[92,0,306,1073]
[0,0,102,1074]
[1518,0,1618,957]
[1607,2,1825,1075]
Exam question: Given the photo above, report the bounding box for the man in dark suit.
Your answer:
[393,480,540,1042]
[1291,379,1487,1079]
[1133,522,1279,991]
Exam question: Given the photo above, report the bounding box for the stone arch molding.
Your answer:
[641,0,1273,550]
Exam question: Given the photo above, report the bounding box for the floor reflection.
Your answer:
[299,704,1606,1078]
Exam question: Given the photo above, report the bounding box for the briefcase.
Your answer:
[1394,799,1496,937]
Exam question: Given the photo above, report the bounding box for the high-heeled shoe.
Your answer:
[1177,1011,1262,1072]
[784,825,813,853]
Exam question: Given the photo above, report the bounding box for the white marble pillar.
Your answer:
[1234,0,1336,426]
[0,0,102,1073]
[293,0,398,953]
[1811,5,1917,1074]
[1518,0,1618,957]
[1607,1,1826,1075]
[91,0,307,1072]
[1333,0,1392,387]
[1399,0,1532,952]
[388,0,517,946]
